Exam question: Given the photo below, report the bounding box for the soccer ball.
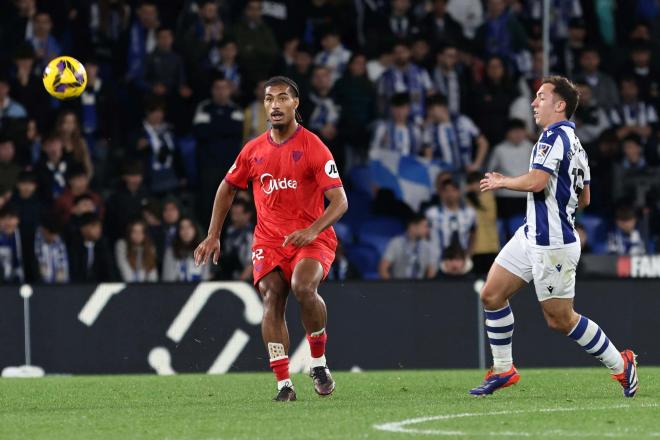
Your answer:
[42,56,87,100]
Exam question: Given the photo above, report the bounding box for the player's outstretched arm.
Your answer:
[194,180,237,266]
[283,187,348,248]
[480,169,550,193]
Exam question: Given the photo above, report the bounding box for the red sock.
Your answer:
[269,357,290,382]
[307,332,327,358]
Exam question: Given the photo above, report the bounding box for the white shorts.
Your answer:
[495,227,581,301]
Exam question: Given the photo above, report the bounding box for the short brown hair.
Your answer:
[542,76,579,119]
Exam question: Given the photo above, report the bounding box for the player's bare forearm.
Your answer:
[282,187,348,248]
[480,169,549,193]
[578,185,590,209]
[194,180,237,266]
[309,187,348,235]
[207,180,238,238]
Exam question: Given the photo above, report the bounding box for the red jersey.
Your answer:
[224,125,343,249]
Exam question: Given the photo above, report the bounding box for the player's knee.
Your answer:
[480,286,505,310]
[290,279,316,303]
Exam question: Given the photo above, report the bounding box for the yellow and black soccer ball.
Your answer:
[42,56,87,100]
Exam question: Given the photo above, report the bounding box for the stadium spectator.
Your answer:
[104,161,148,244]
[554,17,588,79]
[0,75,28,134]
[621,40,659,105]
[371,93,422,156]
[34,216,69,283]
[193,77,243,223]
[306,66,342,168]
[487,119,534,223]
[420,0,464,50]
[177,0,224,91]
[465,171,499,274]
[574,47,619,109]
[607,205,646,255]
[411,36,433,71]
[0,207,25,283]
[4,0,38,53]
[0,137,20,194]
[447,0,483,39]
[380,0,420,41]
[9,43,51,135]
[525,0,582,44]
[23,119,42,166]
[377,40,434,124]
[425,177,476,259]
[34,136,76,205]
[573,82,611,146]
[471,56,519,145]
[218,199,254,281]
[115,219,159,282]
[285,44,314,104]
[617,134,647,171]
[29,12,61,72]
[366,44,394,83]
[231,0,279,86]
[379,214,437,280]
[126,1,160,86]
[474,0,528,70]
[422,94,488,171]
[151,198,181,266]
[432,44,471,115]
[437,241,474,278]
[326,240,361,281]
[212,39,241,96]
[143,27,191,101]
[587,130,619,213]
[162,216,210,281]
[334,53,377,164]
[9,171,41,259]
[243,80,269,143]
[273,36,299,75]
[609,76,658,143]
[314,28,352,85]
[54,110,94,180]
[52,164,104,227]
[68,213,115,283]
[131,102,186,196]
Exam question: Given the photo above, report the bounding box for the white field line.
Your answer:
[374,402,659,437]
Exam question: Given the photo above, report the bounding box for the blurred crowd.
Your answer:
[0,0,659,284]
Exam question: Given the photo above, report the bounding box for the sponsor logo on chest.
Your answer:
[260,173,298,194]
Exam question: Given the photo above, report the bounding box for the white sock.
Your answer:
[277,379,293,391]
[485,304,514,373]
[310,355,327,369]
[568,315,624,374]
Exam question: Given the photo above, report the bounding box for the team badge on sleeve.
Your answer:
[324,160,339,178]
[535,143,552,161]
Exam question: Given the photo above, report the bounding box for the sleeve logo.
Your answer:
[228,163,237,174]
[324,160,339,178]
[535,143,552,159]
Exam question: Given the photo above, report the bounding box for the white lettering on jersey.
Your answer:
[260,173,298,194]
[324,160,339,178]
[228,163,237,174]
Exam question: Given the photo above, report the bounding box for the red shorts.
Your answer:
[251,241,336,286]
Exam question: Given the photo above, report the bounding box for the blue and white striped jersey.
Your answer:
[525,120,590,248]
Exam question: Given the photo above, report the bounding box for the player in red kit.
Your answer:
[194,76,348,401]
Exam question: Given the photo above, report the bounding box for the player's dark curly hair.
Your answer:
[542,76,579,119]
[264,76,303,123]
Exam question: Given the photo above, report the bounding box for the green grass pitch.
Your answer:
[1,368,658,439]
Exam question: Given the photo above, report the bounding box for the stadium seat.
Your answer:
[348,165,373,197]
[333,222,353,244]
[358,232,391,256]
[345,243,381,278]
[177,135,198,185]
[357,217,404,237]
[342,190,372,230]
[579,213,606,243]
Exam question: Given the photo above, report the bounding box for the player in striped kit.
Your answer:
[471,76,638,397]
